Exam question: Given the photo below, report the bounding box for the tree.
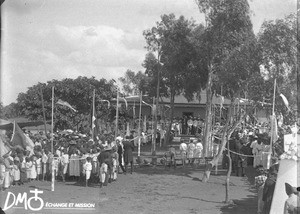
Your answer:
[194,0,260,187]
[257,13,297,123]
[16,76,115,131]
[118,70,149,96]
[195,0,256,158]
[143,14,196,145]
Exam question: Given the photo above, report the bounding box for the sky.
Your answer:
[1,0,296,106]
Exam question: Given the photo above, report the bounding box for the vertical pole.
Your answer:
[115,87,119,139]
[51,87,54,154]
[152,97,155,152]
[270,79,277,154]
[92,89,96,140]
[153,56,160,152]
[138,91,142,157]
[51,86,54,192]
[40,87,48,136]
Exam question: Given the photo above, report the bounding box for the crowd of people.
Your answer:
[0,130,137,190]
[0,117,298,214]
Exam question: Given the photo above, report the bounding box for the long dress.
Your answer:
[31,160,37,179]
[25,161,33,179]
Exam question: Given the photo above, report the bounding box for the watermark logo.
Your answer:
[2,189,96,212]
[3,189,44,211]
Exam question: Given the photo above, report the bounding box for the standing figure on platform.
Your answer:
[187,117,193,135]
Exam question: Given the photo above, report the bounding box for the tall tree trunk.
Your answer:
[165,88,175,146]
[165,79,175,146]
[202,97,244,182]
[225,137,232,203]
[203,64,213,157]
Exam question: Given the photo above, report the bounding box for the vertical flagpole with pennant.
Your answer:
[51,86,54,192]
[115,87,119,139]
[138,91,142,157]
[92,89,96,141]
[268,78,277,169]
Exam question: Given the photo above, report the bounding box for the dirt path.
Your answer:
[0,165,257,214]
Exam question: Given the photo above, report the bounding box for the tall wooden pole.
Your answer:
[115,87,119,139]
[138,91,142,157]
[51,86,54,192]
[40,87,48,136]
[153,55,160,151]
[92,89,96,140]
[151,97,155,152]
[270,79,277,154]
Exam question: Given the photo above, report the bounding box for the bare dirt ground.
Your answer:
[0,162,258,214]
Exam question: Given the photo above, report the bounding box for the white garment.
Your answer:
[83,162,92,180]
[99,163,108,183]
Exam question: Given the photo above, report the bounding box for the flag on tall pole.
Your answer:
[10,121,34,154]
[279,93,290,111]
[57,99,77,112]
[51,86,54,192]
[115,87,119,139]
[138,91,142,157]
[92,89,96,140]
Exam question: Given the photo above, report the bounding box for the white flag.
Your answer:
[57,99,77,112]
[279,94,290,111]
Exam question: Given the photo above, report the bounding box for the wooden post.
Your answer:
[138,91,142,157]
[51,86,54,191]
[39,87,48,136]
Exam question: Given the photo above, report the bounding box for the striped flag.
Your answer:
[57,99,77,112]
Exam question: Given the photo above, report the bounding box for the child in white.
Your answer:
[36,155,42,180]
[60,150,69,182]
[99,162,108,187]
[25,157,32,182]
[12,158,21,185]
[111,147,119,181]
[31,156,37,180]
[83,157,92,187]
[53,155,60,179]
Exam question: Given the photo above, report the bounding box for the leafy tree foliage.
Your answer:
[257,13,297,123]
[118,69,149,96]
[143,14,196,144]
[16,76,115,131]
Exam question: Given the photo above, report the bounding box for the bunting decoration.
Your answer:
[57,99,77,112]
[100,99,110,109]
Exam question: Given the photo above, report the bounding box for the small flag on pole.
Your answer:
[92,90,96,138]
[57,99,77,112]
[279,93,290,111]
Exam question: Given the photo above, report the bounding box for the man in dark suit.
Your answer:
[123,135,135,174]
[97,145,112,187]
